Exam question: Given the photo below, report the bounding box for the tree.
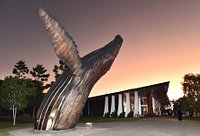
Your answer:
[0,80,3,112]
[30,64,50,119]
[177,96,192,116]
[53,60,67,80]
[0,76,34,126]
[26,80,44,119]
[30,64,50,84]
[182,73,200,114]
[13,60,29,78]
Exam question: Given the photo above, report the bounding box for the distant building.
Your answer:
[82,81,169,117]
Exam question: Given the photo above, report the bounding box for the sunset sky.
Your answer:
[1,0,200,100]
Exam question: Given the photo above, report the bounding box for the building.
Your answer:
[82,81,170,117]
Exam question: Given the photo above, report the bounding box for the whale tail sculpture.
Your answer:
[34,7,123,130]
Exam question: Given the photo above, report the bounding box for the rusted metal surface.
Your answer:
[35,8,123,130]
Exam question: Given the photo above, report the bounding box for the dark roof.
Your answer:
[89,81,170,103]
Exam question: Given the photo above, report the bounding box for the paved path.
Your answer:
[9,118,200,136]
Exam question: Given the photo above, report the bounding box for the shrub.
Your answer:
[110,111,117,118]
[127,112,133,118]
[118,112,125,118]
[104,112,110,117]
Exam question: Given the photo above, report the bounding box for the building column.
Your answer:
[154,99,160,115]
[138,96,142,116]
[103,96,109,117]
[125,92,131,117]
[134,91,139,117]
[117,94,123,116]
[158,101,161,115]
[152,96,155,113]
[147,93,154,116]
[110,95,115,116]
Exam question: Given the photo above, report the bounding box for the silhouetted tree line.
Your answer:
[0,59,66,125]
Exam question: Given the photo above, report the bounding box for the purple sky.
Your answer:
[1,0,200,100]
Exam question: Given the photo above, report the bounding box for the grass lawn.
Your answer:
[79,116,141,123]
[0,122,33,136]
[0,116,34,136]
